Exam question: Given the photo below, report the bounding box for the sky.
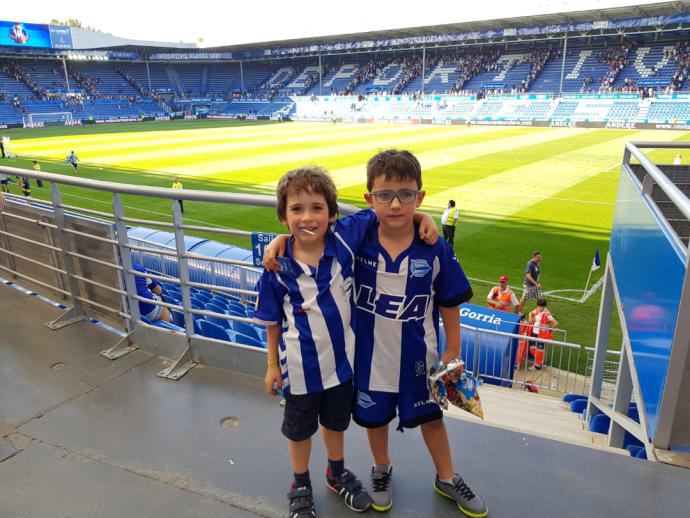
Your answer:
[5,0,674,48]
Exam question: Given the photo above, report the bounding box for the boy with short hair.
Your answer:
[256,166,438,518]
[353,149,488,517]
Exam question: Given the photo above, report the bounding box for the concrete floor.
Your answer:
[1,282,689,518]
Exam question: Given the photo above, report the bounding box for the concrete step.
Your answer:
[444,383,627,455]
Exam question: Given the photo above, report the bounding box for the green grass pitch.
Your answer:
[3,119,689,364]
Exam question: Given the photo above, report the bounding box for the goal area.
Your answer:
[22,112,73,124]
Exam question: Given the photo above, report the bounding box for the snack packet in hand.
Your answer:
[428,359,484,419]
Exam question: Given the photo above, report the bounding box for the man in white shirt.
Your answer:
[674,153,682,165]
[440,199,459,247]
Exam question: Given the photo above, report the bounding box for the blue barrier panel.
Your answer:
[457,303,521,387]
[609,168,685,441]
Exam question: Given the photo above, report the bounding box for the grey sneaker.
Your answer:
[434,474,488,517]
[370,465,392,511]
[287,484,316,518]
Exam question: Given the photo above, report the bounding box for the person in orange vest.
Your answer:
[527,298,558,370]
[486,275,520,313]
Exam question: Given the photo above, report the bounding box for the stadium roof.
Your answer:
[206,1,690,53]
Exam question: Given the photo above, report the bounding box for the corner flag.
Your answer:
[591,249,601,272]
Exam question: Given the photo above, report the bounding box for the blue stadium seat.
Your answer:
[228,307,247,318]
[205,314,231,330]
[152,320,185,332]
[233,332,265,348]
[170,309,185,328]
[205,301,228,315]
[588,413,610,434]
[199,320,232,342]
[626,444,644,457]
[634,447,647,460]
[570,398,588,414]
[210,296,229,308]
[232,320,260,340]
[562,393,587,403]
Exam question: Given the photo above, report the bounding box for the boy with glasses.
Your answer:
[353,149,488,517]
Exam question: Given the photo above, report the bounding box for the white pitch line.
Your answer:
[605,162,621,172]
[424,184,615,205]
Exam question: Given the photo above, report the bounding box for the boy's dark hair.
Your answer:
[366,149,422,191]
[533,251,541,257]
[276,166,338,221]
[537,298,547,307]
[449,200,456,207]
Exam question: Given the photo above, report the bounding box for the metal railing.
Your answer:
[0,165,333,379]
[458,322,589,395]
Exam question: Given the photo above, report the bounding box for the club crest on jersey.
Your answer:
[409,259,431,278]
[415,361,425,377]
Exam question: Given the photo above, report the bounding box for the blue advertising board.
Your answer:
[609,167,685,441]
[453,303,521,387]
[251,232,279,268]
[0,21,72,49]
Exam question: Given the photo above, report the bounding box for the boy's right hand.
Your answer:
[263,234,290,272]
[265,365,282,395]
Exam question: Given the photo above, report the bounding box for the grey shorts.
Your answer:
[522,284,542,300]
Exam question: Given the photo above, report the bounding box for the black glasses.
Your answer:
[369,189,419,204]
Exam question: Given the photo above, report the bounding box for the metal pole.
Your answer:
[62,57,71,94]
[421,46,426,96]
[45,182,86,329]
[240,61,244,93]
[146,61,152,92]
[558,35,567,95]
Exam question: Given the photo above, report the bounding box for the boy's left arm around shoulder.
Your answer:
[413,211,438,245]
[439,305,461,365]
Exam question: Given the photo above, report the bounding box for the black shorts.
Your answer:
[282,379,353,442]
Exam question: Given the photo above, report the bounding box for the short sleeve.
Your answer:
[333,208,377,253]
[253,271,284,326]
[434,241,473,307]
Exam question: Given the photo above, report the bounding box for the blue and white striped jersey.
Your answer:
[353,226,472,393]
[253,209,376,395]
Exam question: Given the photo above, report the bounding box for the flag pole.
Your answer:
[583,268,593,295]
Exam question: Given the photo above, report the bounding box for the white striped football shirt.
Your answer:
[254,210,376,395]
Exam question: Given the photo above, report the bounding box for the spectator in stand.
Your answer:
[487,276,520,313]
[131,262,171,323]
[517,251,543,315]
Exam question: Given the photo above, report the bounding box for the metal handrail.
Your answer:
[625,142,690,221]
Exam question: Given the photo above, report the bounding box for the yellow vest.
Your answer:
[172,181,182,189]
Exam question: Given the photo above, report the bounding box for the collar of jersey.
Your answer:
[285,231,337,277]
